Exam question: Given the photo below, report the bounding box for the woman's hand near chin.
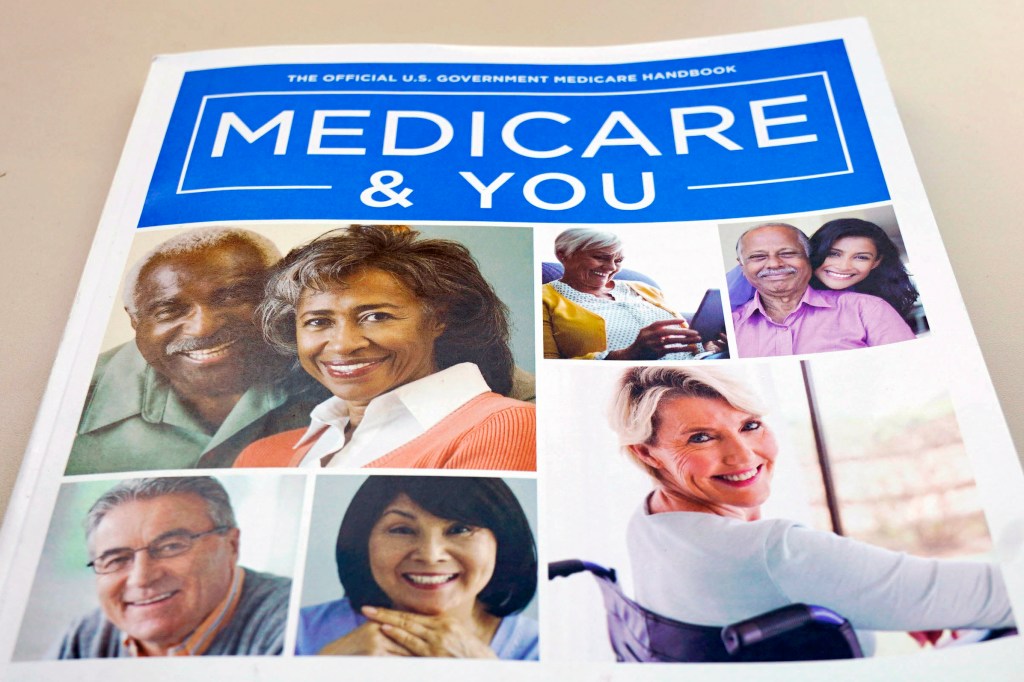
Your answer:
[318,620,414,656]
[606,319,702,360]
[363,606,499,659]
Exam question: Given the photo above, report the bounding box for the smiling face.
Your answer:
[367,494,498,619]
[557,245,624,295]
[738,225,812,300]
[629,395,778,520]
[130,240,270,404]
[814,236,881,290]
[89,493,239,656]
[295,268,445,409]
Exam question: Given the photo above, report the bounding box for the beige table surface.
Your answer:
[1,0,1021,520]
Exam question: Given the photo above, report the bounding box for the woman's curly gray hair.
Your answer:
[609,366,767,479]
[258,225,515,396]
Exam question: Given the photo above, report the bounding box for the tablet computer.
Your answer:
[689,288,725,342]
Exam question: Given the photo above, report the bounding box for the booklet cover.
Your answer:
[1,18,1021,681]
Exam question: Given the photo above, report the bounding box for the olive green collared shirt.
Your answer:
[65,342,327,474]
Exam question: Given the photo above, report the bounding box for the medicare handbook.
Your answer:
[0,17,1022,682]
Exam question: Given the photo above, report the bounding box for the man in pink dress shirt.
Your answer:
[731,223,915,358]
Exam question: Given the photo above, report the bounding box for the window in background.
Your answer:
[803,353,991,558]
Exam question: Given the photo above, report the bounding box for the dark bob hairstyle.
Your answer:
[258,225,515,396]
[809,218,919,321]
[335,476,537,618]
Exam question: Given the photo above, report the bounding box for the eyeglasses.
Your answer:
[87,526,231,575]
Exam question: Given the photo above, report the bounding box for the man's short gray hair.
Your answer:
[84,477,237,543]
[735,223,810,263]
[609,366,767,480]
[554,228,623,260]
[123,228,280,315]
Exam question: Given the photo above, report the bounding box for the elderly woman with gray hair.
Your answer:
[233,225,534,471]
[610,366,1013,654]
[543,228,706,360]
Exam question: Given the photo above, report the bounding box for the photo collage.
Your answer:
[13,209,1014,665]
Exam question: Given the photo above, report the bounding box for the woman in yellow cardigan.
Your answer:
[543,228,704,360]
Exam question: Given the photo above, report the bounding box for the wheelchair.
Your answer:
[549,559,864,663]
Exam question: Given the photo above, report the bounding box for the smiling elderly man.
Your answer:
[51,477,290,658]
[65,228,327,474]
[731,223,915,357]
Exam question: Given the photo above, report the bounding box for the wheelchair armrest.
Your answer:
[548,559,617,582]
[722,604,858,656]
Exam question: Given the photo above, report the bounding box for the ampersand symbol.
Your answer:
[360,171,414,208]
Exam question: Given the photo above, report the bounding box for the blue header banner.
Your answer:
[139,40,888,227]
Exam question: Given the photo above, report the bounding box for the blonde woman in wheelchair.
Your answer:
[609,365,1014,655]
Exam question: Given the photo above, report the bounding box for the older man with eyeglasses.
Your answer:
[50,477,290,658]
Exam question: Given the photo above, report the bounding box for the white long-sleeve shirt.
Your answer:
[627,503,1013,639]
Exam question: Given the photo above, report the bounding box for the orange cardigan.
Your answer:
[233,392,535,471]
